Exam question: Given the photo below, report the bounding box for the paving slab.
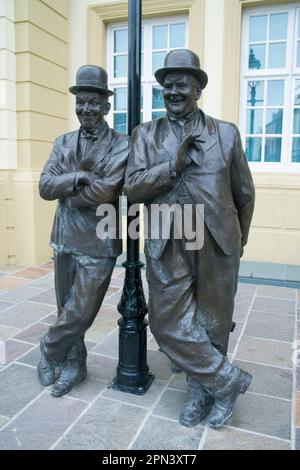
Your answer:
[153,389,186,421]
[13,267,50,280]
[202,427,291,450]
[0,416,9,429]
[30,288,57,306]
[0,277,30,290]
[14,322,50,345]
[55,398,148,450]
[0,301,55,329]
[0,301,15,312]
[0,393,87,450]
[3,340,34,363]
[227,321,243,354]
[252,297,295,316]
[0,286,44,303]
[168,372,186,392]
[233,292,254,321]
[0,363,44,417]
[27,273,54,290]
[245,310,295,342]
[86,353,118,383]
[0,324,20,341]
[235,336,292,369]
[256,285,296,300]
[230,392,291,440]
[103,379,167,408]
[68,378,107,402]
[131,416,204,450]
[147,350,174,381]
[17,346,40,367]
[92,330,119,358]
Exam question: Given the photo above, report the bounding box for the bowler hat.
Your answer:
[69,65,114,96]
[155,49,208,89]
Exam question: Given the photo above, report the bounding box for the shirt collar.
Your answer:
[80,120,106,141]
[168,107,200,127]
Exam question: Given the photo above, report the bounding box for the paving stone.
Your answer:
[202,427,291,450]
[147,335,159,351]
[252,297,295,316]
[28,273,54,289]
[0,393,87,450]
[30,288,57,306]
[230,392,291,440]
[0,277,30,291]
[147,350,174,381]
[0,324,20,341]
[0,301,55,329]
[0,416,9,429]
[235,360,293,399]
[168,372,186,392]
[68,378,107,402]
[103,379,167,408]
[0,265,25,274]
[103,291,122,306]
[236,336,292,368]
[245,310,295,342]
[92,330,119,358]
[0,363,44,417]
[0,286,45,303]
[4,340,34,363]
[14,322,50,345]
[131,415,204,450]
[104,286,120,298]
[297,367,300,392]
[86,353,117,383]
[108,278,124,288]
[296,427,300,450]
[236,283,257,294]
[297,392,300,427]
[85,305,119,343]
[227,322,243,354]
[55,398,148,450]
[14,267,50,280]
[39,313,57,325]
[233,293,254,321]
[0,301,15,312]
[256,285,296,300]
[153,389,185,421]
[17,346,40,367]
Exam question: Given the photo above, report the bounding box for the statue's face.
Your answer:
[76,91,110,131]
[163,73,201,119]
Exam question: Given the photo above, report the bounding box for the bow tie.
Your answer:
[80,130,99,142]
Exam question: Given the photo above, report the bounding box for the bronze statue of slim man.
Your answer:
[37,65,129,397]
[124,49,255,428]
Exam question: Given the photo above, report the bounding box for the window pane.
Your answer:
[293,109,300,134]
[170,23,185,48]
[152,51,167,74]
[297,41,300,67]
[265,137,281,162]
[114,113,127,134]
[247,81,264,106]
[248,45,265,69]
[114,30,128,53]
[152,86,164,109]
[267,80,284,106]
[246,109,263,134]
[152,111,166,120]
[114,88,127,110]
[249,15,267,42]
[268,43,286,68]
[153,25,168,49]
[246,137,262,161]
[266,109,283,134]
[114,55,127,78]
[295,80,300,105]
[298,11,300,38]
[269,13,288,40]
[292,138,300,162]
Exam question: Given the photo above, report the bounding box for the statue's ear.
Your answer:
[104,101,111,115]
[195,86,202,101]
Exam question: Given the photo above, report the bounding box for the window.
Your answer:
[106,17,188,133]
[240,4,300,171]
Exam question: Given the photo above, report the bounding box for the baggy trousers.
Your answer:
[42,251,116,364]
[146,224,240,392]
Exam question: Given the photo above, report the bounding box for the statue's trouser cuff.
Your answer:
[146,223,240,393]
[42,252,116,364]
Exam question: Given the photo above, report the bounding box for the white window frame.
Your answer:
[240,3,300,172]
[106,16,189,130]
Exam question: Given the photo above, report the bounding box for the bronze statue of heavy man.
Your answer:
[38,65,129,397]
[124,49,255,428]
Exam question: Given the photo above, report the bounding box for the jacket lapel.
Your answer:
[61,130,80,169]
[78,123,113,171]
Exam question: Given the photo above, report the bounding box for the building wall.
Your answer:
[0,0,69,265]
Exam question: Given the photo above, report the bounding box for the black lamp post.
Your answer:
[112,0,154,395]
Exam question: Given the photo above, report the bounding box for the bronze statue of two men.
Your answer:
[38,49,255,429]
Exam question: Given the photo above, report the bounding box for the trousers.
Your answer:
[42,251,116,364]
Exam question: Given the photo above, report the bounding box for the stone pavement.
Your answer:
[0,262,299,450]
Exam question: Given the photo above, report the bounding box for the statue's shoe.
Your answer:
[170,361,183,373]
[51,365,87,397]
[180,379,214,427]
[37,350,55,386]
[208,368,252,429]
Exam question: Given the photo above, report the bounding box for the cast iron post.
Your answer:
[112,0,154,394]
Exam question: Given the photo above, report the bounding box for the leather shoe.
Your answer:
[180,377,214,427]
[51,362,87,397]
[208,367,252,429]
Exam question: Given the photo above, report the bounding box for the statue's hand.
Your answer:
[75,171,97,188]
[176,133,202,173]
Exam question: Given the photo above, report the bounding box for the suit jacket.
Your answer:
[39,123,129,258]
[124,111,255,259]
